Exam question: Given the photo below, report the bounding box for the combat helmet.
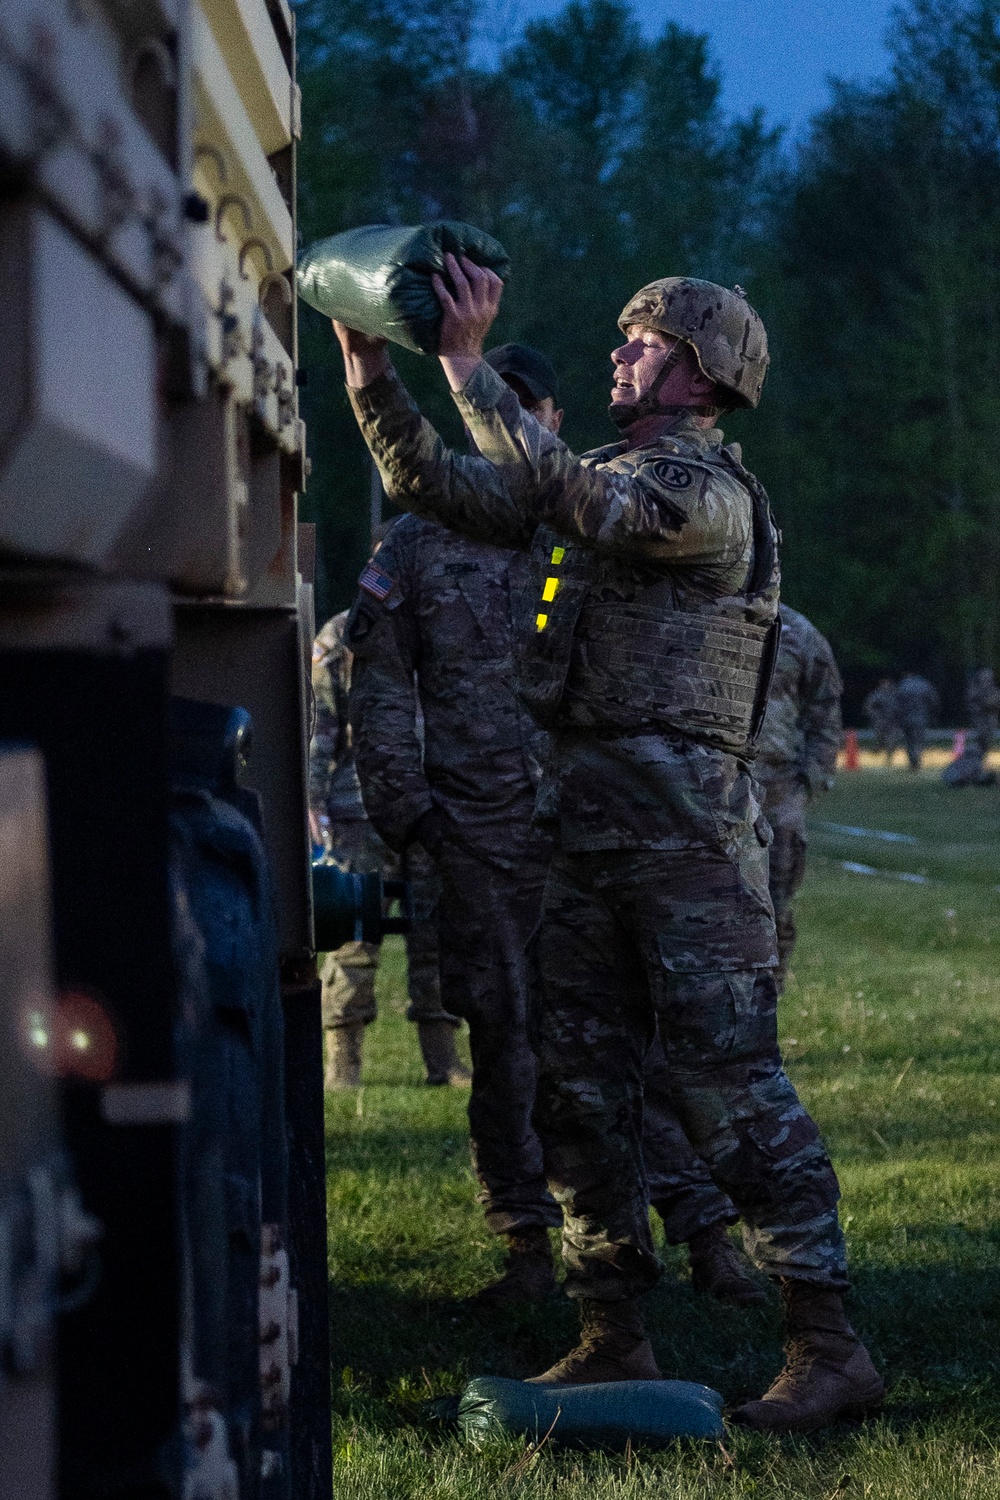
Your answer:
[617,278,769,409]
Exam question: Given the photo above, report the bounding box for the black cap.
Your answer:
[483,343,560,406]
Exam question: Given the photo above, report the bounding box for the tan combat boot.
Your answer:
[470,1227,557,1307]
[729,1281,884,1432]
[528,1298,661,1385]
[417,1020,471,1087]
[324,1023,364,1089]
[687,1223,767,1308]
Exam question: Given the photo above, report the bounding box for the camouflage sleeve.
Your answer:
[345,533,433,851]
[308,650,345,817]
[800,633,843,798]
[347,369,535,551]
[349,363,751,565]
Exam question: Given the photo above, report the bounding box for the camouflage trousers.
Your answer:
[760,777,809,988]
[969,713,998,761]
[435,828,562,1236]
[533,837,847,1301]
[642,1033,736,1242]
[901,721,928,772]
[320,820,454,1029]
[870,719,901,760]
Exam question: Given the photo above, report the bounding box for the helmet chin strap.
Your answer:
[609,339,715,431]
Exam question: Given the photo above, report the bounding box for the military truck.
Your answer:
[0,0,337,1492]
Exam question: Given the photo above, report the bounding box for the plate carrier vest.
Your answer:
[516,447,781,758]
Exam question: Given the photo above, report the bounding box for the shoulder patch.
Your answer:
[649,459,694,490]
[358,562,396,602]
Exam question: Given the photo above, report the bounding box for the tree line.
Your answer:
[295,0,1000,720]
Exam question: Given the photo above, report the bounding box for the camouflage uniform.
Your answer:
[346,519,562,1234]
[966,667,999,760]
[895,674,939,771]
[309,612,448,1030]
[755,605,842,985]
[347,516,737,1244]
[346,359,848,1300]
[862,680,900,760]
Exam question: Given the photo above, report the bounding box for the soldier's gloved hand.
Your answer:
[408,807,446,859]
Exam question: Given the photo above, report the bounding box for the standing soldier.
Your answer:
[895,673,939,771]
[755,605,842,988]
[945,667,1000,786]
[345,346,565,1302]
[348,342,761,1307]
[966,667,1000,762]
[310,611,469,1089]
[863,677,899,763]
[331,260,882,1429]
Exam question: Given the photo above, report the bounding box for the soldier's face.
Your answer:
[501,375,564,433]
[610,326,679,408]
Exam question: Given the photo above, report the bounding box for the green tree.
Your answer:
[753,0,1000,715]
[295,0,776,610]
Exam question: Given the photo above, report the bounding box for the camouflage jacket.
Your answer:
[863,683,898,729]
[896,674,939,728]
[756,604,842,798]
[346,515,549,861]
[309,611,367,822]
[348,362,779,853]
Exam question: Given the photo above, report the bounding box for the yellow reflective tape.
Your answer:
[550,546,565,564]
[536,613,549,631]
[541,577,559,602]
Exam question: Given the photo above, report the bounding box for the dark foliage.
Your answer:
[296,0,1000,720]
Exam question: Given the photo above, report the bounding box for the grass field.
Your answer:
[324,769,1000,1497]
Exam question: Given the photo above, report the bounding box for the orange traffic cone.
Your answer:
[844,729,860,770]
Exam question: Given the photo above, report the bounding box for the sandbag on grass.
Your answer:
[296,221,511,353]
[457,1376,725,1450]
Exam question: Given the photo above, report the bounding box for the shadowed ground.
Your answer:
[324,769,1000,1497]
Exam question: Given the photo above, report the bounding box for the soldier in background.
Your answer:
[895,673,940,771]
[967,667,999,762]
[345,346,565,1303]
[310,612,469,1089]
[943,667,999,786]
[756,604,842,988]
[862,677,899,762]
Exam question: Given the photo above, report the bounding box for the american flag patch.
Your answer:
[358,563,395,601]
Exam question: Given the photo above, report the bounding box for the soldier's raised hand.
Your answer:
[433,254,504,388]
[331,318,391,389]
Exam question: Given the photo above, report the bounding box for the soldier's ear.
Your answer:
[551,408,565,434]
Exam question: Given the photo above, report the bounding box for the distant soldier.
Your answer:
[863,678,900,762]
[310,612,469,1089]
[895,673,940,771]
[967,667,1000,760]
[943,667,999,787]
[756,605,842,988]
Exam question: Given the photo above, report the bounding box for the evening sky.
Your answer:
[477,0,896,135]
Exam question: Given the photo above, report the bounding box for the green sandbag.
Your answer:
[296,221,511,354]
[457,1376,725,1450]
